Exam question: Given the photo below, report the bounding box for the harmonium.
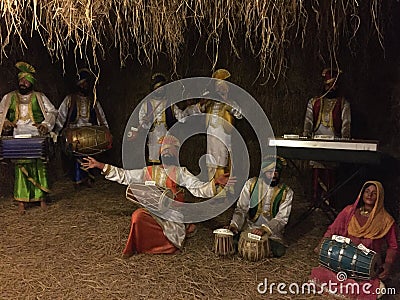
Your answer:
[268,135,380,165]
[0,135,48,160]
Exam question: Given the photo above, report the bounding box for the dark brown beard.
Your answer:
[19,85,33,95]
[160,155,178,166]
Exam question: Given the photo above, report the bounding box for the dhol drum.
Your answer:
[213,228,235,256]
[63,126,112,155]
[126,183,173,214]
[238,230,271,261]
[318,235,381,280]
[0,136,48,159]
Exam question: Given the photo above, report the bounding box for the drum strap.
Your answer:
[18,165,51,193]
[64,95,77,129]
[93,103,106,126]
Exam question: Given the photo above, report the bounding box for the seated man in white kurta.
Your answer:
[227,156,294,257]
[82,135,231,257]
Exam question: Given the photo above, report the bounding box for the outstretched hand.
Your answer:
[215,173,236,187]
[81,156,105,170]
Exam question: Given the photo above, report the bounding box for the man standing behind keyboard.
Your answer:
[303,68,351,207]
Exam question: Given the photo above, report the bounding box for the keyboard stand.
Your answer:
[291,166,365,227]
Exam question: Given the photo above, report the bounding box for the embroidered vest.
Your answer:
[312,97,344,137]
[145,165,185,202]
[248,178,287,222]
[147,99,177,130]
[7,92,44,124]
[205,101,234,130]
[67,94,99,126]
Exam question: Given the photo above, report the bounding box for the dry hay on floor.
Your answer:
[0,177,399,300]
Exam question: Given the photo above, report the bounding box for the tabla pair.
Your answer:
[213,228,272,261]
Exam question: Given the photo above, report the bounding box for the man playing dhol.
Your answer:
[56,68,110,188]
[82,135,232,257]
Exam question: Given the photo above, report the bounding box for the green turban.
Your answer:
[16,61,36,85]
[261,156,287,173]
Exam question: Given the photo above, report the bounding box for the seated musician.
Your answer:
[310,181,398,299]
[0,62,58,214]
[226,156,294,257]
[55,68,110,188]
[303,68,351,206]
[81,135,231,257]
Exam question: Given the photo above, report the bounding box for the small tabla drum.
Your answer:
[0,136,48,159]
[238,230,271,262]
[318,235,381,280]
[213,228,235,256]
[63,125,112,155]
[126,183,173,213]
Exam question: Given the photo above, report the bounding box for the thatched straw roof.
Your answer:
[0,0,388,81]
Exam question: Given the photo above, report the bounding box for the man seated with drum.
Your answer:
[0,62,58,214]
[310,181,398,299]
[56,68,110,188]
[226,156,294,258]
[81,135,232,257]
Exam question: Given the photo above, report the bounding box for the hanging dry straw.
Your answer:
[0,0,387,82]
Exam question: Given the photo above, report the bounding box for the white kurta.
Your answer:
[0,91,57,136]
[138,98,184,162]
[55,94,109,133]
[204,101,242,167]
[102,164,216,248]
[230,178,294,240]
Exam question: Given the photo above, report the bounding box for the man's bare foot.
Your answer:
[185,224,197,238]
[40,200,47,210]
[18,202,26,215]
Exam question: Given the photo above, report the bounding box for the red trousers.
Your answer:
[123,208,179,255]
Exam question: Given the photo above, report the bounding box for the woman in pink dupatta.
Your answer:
[310,181,398,299]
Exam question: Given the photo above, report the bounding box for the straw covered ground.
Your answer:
[0,170,399,300]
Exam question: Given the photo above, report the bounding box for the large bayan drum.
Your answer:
[63,126,112,155]
[238,230,270,261]
[0,136,48,159]
[213,228,235,256]
[319,235,381,280]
